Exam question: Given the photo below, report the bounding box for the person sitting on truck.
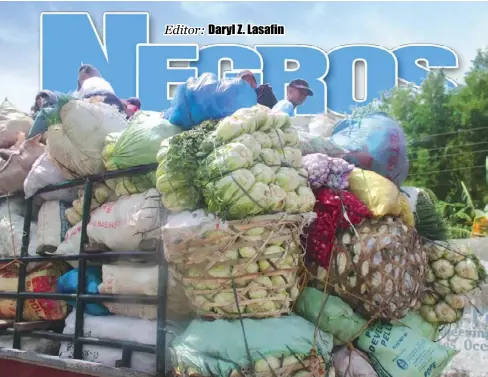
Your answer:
[272,79,314,116]
[123,97,142,119]
[27,65,126,139]
[237,70,278,109]
[76,64,126,114]
[29,90,58,119]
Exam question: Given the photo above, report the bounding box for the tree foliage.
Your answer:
[380,49,488,208]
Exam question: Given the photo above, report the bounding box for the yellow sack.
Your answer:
[398,193,415,227]
[348,168,403,218]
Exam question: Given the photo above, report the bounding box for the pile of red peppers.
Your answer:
[304,188,372,269]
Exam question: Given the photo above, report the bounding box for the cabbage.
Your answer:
[198,142,254,185]
[251,131,272,148]
[162,187,201,212]
[297,168,308,186]
[282,147,302,168]
[227,182,271,219]
[282,127,299,147]
[259,148,281,170]
[250,163,275,184]
[268,184,287,212]
[215,117,248,141]
[231,134,261,160]
[203,169,256,213]
[267,128,286,150]
[296,186,316,212]
[157,137,171,163]
[284,191,301,213]
[232,108,258,133]
[156,170,188,192]
[272,112,291,129]
[275,167,300,192]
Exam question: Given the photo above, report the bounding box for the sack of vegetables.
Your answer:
[170,316,334,377]
[156,105,315,219]
[162,209,316,319]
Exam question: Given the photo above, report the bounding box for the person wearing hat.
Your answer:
[123,97,142,119]
[237,70,278,109]
[273,79,314,116]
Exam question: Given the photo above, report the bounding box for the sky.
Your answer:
[1,0,488,112]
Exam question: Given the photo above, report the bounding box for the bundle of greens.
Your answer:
[155,120,218,212]
[195,105,314,220]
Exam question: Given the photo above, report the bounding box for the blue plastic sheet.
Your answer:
[56,267,111,316]
[330,112,409,185]
[163,73,257,130]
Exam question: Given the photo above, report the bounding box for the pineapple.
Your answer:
[329,216,426,321]
[419,242,486,324]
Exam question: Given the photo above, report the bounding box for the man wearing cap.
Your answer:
[273,79,314,116]
[237,70,278,109]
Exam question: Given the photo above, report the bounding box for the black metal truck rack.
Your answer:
[0,163,169,376]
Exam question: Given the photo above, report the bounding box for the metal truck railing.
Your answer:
[0,164,168,375]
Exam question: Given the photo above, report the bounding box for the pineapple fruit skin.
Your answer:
[329,216,427,322]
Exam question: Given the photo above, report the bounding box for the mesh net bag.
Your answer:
[327,216,426,321]
[163,211,316,319]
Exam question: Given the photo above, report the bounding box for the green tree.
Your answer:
[380,70,465,200]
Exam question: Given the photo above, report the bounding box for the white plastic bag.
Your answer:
[37,200,71,254]
[57,189,163,255]
[58,311,183,373]
[24,152,79,202]
[47,99,128,179]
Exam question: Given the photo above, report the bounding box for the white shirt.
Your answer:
[76,76,115,98]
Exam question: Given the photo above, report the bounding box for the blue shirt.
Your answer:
[272,99,295,116]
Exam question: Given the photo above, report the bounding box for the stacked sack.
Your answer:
[155,105,334,377]
[40,102,192,373]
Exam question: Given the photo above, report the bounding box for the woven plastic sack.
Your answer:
[357,321,457,377]
[329,112,409,185]
[0,261,69,320]
[24,152,78,202]
[170,316,334,377]
[0,213,37,257]
[36,200,71,254]
[47,99,128,179]
[295,288,367,344]
[0,99,33,149]
[98,264,191,321]
[0,134,46,195]
[163,73,257,130]
[59,311,185,374]
[57,189,164,256]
